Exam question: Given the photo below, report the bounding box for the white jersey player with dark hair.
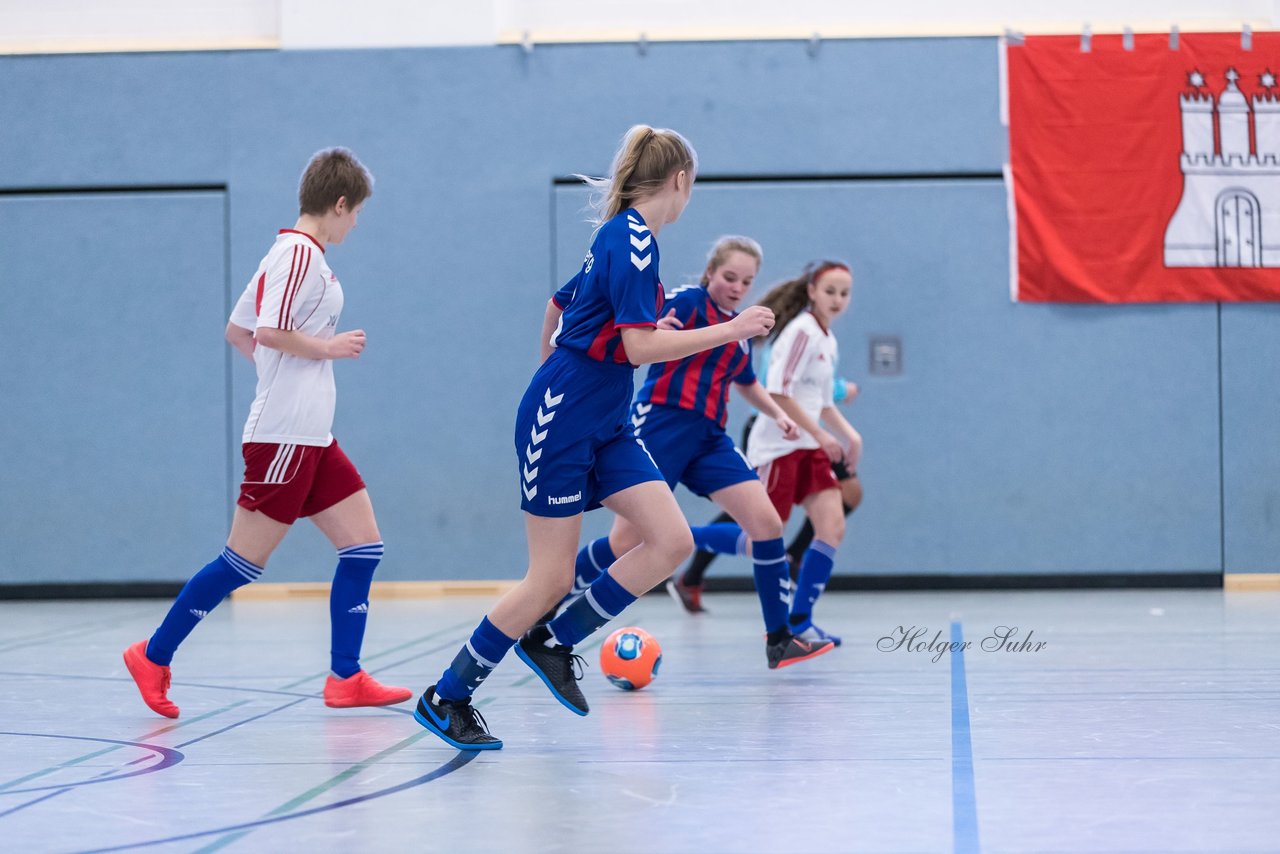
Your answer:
[123,147,412,718]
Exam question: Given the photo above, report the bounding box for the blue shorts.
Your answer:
[515,348,664,517]
[631,403,757,498]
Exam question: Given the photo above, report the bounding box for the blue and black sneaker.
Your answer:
[413,685,502,750]
[514,626,589,716]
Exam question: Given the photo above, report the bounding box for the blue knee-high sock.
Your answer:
[790,539,837,625]
[545,570,637,648]
[147,547,262,666]
[329,541,383,679]
[751,537,790,633]
[436,616,517,702]
[690,522,748,556]
[569,537,616,599]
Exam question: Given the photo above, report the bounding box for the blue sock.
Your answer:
[790,539,837,626]
[751,537,790,633]
[436,616,517,702]
[690,522,747,555]
[569,536,616,600]
[329,541,383,679]
[546,570,637,648]
[147,547,262,666]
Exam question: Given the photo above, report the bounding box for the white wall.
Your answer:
[0,0,1275,53]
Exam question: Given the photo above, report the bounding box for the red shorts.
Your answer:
[237,439,366,525]
[758,448,840,523]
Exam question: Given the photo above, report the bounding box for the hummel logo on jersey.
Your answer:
[523,387,564,501]
[627,215,652,271]
[327,314,339,328]
[189,609,208,620]
[583,251,594,274]
[548,492,582,506]
[348,602,369,614]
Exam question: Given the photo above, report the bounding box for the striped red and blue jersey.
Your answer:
[550,208,663,366]
[636,284,756,428]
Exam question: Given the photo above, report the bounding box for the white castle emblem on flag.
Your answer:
[1165,68,1280,268]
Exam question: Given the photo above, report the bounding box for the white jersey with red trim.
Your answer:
[238,229,343,447]
[746,309,836,468]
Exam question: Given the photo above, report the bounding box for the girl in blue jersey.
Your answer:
[566,236,837,670]
[412,126,775,749]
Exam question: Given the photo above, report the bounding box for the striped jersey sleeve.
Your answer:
[766,318,812,397]
[256,239,318,332]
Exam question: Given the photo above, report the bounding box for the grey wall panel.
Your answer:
[0,192,228,583]
[1221,304,1280,573]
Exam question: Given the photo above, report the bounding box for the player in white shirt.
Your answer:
[124,148,412,718]
[744,261,859,644]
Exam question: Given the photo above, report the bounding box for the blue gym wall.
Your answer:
[0,38,1273,585]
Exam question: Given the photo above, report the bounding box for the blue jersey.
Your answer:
[551,209,664,365]
[635,285,756,428]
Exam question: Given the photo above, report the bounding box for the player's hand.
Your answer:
[730,305,774,339]
[775,414,800,441]
[817,429,846,465]
[656,308,684,331]
[327,330,366,359]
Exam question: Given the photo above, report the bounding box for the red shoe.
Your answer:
[665,574,706,614]
[323,671,413,708]
[123,640,180,718]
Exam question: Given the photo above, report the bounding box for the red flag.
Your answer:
[1005,32,1280,302]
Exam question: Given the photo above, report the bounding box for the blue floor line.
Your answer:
[950,620,980,854]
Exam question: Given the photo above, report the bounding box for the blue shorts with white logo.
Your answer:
[515,347,664,518]
[630,403,757,498]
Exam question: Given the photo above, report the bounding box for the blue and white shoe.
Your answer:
[794,622,842,647]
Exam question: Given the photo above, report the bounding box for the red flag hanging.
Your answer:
[1005,32,1280,302]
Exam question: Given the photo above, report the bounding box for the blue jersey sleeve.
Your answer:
[551,270,580,310]
[607,213,662,328]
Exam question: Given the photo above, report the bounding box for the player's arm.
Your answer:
[773,394,846,464]
[255,327,366,360]
[539,299,562,363]
[225,322,256,362]
[736,381,799,440]
[821,405,861,458]
[620,307,773,365]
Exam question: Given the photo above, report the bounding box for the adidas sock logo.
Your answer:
[189,609,208,620]
[347,602,369,614]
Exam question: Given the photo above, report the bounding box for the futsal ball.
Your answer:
[600,627,662,690]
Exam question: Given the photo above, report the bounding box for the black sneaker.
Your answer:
[413,685,503,750]
[514,628,590,716]
[766,633,835,670]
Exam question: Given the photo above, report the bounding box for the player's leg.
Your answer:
[561,514,643,614]
[517,479,691,713]
[786,467,861,580]
[791,485,846,645]
[308,477,412,708]
[415,512,583,749]
[676,508,733,589]
[123,506,288,718]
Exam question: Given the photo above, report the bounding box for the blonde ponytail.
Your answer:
[579,125,698,225]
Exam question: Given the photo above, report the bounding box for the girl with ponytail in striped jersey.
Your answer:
[123,148,412,718]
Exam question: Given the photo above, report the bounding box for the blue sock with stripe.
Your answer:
[751,537,791,633]
[568,536,616,600]
[790,539,838,626]
[546,570,637,648]
[146,547,262,666]
[690,522,747,555]
[436,616,517,702]
[329,541,383,679]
